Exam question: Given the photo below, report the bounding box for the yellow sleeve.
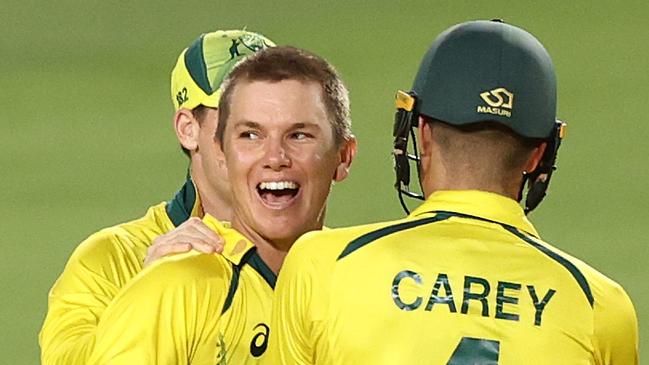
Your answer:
[268,235,325,365]
[591,278,639,365]
[87,252,228,365]
[39,231,142,365]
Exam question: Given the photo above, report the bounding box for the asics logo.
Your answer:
[249,323,269,357]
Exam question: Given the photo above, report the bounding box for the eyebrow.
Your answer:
[233,121,322,130]
[233,121,263,129]
[292,122,321,130]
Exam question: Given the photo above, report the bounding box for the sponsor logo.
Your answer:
[477,87,514,118]
[239,34,271,52]
[215,332,227,365]
[229,35,272,60]
[249,323,270,357]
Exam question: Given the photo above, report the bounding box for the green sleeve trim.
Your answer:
[337,209,594,308]
[432,210,595,308]
[503,224,594,307]
[337,213,453,260]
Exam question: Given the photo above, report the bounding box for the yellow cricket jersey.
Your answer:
[268,190,638,365]
[86,215,277,365]
[39,178,202,365]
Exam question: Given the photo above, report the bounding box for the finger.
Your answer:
[169,231,218,252]
[190,221,225,249]
[187,239,218,254]
[182,217,203,227]
[155,242,193,256]
[151,219,224,253]
[167,223,223,253]
[144,242,191,267]
[167,221,218,244]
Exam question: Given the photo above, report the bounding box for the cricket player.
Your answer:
[39,30,274,364]
[86,46,357,364]
[268,20,638,364]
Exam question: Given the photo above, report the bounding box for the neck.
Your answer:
[423,163,523,201]
[198,189,233,222]
[190,168,232,222]
[230,216,292,274]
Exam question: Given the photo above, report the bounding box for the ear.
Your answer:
[523,141,548,173]
[214,132,227,168]
[333,135,358,182]
[173,108,200,152]
[417,117,434,167]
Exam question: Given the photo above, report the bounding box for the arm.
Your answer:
[592,281,639,365]
[267,242,319,365]
[40,219,223,365]
[87,252,227,365]
[39,232,136,365]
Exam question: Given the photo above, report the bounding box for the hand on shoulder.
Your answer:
[144,217,224,267]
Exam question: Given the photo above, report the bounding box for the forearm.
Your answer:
[40,291,110,365]
[40,331,94,365]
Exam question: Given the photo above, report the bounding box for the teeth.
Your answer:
[259,181,298,190]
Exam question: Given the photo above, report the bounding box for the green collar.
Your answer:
[165,178,201,227]
[410,190,539,238]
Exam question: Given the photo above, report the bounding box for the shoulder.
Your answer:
[137,251,234,289]
[68,203,170,269]
[559,255,641,362]
[570,258,636,318]
[288,218,410,266]
[534,239,627,296]
[52,202,173,295]
[105,251,235,314]
[528,237,637,318]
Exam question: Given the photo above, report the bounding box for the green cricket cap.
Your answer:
[412,20,557,139]
[171,30,275,111]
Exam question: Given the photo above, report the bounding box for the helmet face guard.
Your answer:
[522,120,567,214]
[392,89,567,216]
[393,90,424,214]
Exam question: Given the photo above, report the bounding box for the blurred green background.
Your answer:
[1,0,646,363]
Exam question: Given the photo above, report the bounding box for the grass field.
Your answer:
[1,1,647,363]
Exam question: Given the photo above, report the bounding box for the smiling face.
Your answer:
[220,79,353,250]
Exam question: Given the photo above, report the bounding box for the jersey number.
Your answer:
[447,337,500,364]
[249,323,269,357]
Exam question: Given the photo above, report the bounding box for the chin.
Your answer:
[259,217,314,245]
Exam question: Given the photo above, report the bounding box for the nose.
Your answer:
[263,138,291,171]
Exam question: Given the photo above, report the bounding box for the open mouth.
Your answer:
[256,181,301,207]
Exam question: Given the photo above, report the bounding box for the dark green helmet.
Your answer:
[393,20,566,214]
[413,20,557,138]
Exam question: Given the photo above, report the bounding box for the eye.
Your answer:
[291,131,313,140]
[239,131,260,140]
